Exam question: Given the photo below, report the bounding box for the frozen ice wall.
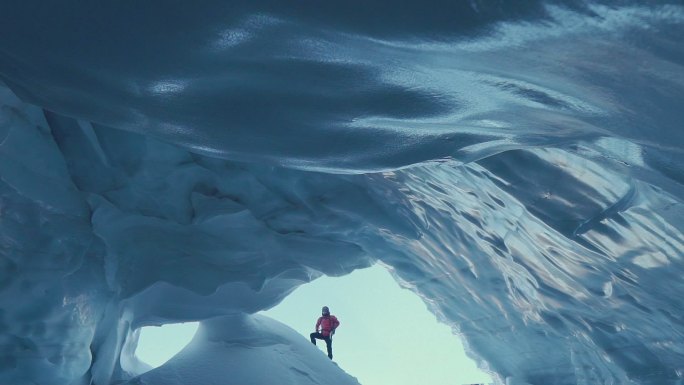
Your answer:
[1,1,683,385]
[0,88,368,385]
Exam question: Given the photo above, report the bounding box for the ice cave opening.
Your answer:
[135,322,200,370]
[132,264,493,385]
[261,264,494,385]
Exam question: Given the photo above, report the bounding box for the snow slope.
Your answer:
[123,314,360,385]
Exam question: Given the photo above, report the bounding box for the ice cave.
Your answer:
[0,2,683,385]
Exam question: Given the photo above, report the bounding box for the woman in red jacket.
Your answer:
[310,306,340,359]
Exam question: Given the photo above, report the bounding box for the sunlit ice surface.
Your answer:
[0,2,683,385]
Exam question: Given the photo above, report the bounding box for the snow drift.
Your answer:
[0,1,683,384]
[123,314,360,385]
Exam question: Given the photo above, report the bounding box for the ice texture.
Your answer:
[0,1,683,385]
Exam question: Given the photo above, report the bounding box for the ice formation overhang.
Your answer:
[1,2,683,385]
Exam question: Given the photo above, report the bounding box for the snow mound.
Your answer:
[123,314,359,385]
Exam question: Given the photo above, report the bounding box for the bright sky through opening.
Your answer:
[136,322,199,368]
[264,264,492,385]
[135,264,492,384]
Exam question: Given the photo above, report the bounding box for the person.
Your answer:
[309,306,340,359]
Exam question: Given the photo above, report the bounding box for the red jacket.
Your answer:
[316,315,340,337]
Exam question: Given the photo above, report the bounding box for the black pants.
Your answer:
[310,332,333,359]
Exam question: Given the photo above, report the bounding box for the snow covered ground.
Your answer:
[1,2,683,385]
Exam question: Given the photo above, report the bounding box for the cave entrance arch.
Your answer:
[135,321,199,370]
[132,263,492,384]
[262,263,493,385]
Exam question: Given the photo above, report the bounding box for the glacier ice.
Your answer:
[0,1,683,385]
